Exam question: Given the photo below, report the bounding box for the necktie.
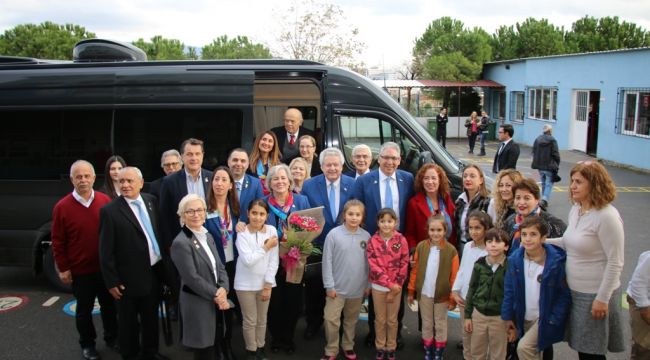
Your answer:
[329,183,337,221]
[384,177,393,210]
[289,134,295,145]
[496,142,505,171]
[236,181,242,199]
[498,142,505,154]
[133,200,161,258]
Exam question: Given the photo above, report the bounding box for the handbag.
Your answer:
[552,170,561,183]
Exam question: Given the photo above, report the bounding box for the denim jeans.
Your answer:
[480,132,487,153]
[539,170,554,201]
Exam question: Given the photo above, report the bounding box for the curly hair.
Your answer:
[570,161,616,209]
[492,169,523,227]
[414,163,451,199]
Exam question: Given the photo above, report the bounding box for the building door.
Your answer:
[586,91,600,155]
[570,90,589,152]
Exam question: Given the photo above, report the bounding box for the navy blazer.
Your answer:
[99,194,167,297]
[263,193,311,237]
[159,168,213,248]
[301,174,355,247]
[237,174,264,223]
[352,169,414,235]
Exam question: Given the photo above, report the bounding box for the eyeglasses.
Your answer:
[184,208,206,216]
[380,155,400,162]
[163,161,180,168]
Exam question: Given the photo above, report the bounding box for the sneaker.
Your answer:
[375,350,385,360]
[320,355,337,360]
[386,351,396,360]
[342,349,357,360]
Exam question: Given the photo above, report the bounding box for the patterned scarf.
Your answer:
[267,192,294,240]
[425,195,453,239]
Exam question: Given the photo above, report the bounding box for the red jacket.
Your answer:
[367,231,409,289]
[405,192,457,249]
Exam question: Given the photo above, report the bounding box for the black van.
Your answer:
[0,40,463,290]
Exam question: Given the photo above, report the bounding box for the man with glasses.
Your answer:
[345,144,373,179]
[99,167,170,360]
[352,142,414,349]
[148,149,183,200]
[493,124,520,174]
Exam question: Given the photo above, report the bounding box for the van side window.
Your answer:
[114,109,243,181]
[0,110,112,180]
[339,115,424,175]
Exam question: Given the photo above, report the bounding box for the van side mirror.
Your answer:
[418,151,434,168]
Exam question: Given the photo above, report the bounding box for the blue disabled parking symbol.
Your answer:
[63,299,101,317]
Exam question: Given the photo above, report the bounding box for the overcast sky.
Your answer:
[2,0,649,69]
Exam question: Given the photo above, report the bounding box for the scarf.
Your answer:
[214,201,233,248]
[268,192,294,240]
[425,194,453,239]
[256,159,270,195]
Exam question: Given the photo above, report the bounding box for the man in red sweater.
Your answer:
[52,160,117,360]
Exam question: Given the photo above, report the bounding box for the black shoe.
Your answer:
[256,347,268,360]
[246,350,257,360]
[82,347,100,360]
[365,332,375,348]
[270,342,282,354]
[478,152,486,156]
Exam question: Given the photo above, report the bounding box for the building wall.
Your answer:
[484,49,650,170]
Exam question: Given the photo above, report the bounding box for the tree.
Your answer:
[413,17,492,81]
[396,61,418,113]
[131,35,187,60]
[275,0,365,68]
[490,18,565,60]
[201,35,272,60]
[0,22,95,59]
[565,16,650,53]
[490,25,520,61]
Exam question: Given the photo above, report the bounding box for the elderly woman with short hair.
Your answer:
[170,194,230,360]
[263,164,311,354]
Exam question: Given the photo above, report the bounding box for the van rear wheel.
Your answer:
[43,247,72,293]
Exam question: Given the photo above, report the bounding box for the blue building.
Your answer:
[482,48,650,170]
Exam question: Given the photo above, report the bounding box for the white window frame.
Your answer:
[622,90,650,138]
[528,87,558,121]
[575,90,589,122]
[511,91,525,123]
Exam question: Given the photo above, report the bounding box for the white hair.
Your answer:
[379,141,400,156]
[351,144,372,157]
[119,166,143,180]
[69,160,95,177]
[266,164,294,192]
[160,149,182,167]
[176,193,207,226]
[319,147,344,167]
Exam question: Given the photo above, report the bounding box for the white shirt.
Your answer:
[378,170,399,215]
[185,169,206,199]
[126,196,161,266]
[452,241,487,299]
[457,192,471,244]
[192,227,218,284]
[286,130,300,144]
[627,251,650,308]
[498,138,512,154]
[355,168,370,179]
[421,246,441,298]
[72,189,94,208]
[524,256,544,321]
[235,225,279,291]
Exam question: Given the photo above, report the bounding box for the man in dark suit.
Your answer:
[99,167,169,360]
[492,124,521,173]
[270,108,315,164]
[159,138,213,249]
[436,107,449,148]
[352,141,414,349]
[300,147,355,339]
[227,148,264,223]
[343,144,373,179]
[148,149,183,200]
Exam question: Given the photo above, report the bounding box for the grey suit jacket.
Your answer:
[170,226,228,349]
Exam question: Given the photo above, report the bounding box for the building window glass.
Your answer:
[528,87,558,122]
[620,90,650,138]
[510,91,525,123]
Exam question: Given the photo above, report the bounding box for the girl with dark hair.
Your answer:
[101,155,126,199]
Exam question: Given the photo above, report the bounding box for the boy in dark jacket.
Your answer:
[502,216,571,360]
[464,228,510,360]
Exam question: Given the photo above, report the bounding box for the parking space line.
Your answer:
[42,296,60,307]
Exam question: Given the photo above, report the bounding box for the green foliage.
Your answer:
[413,17,492,82]
[565,16,650,53]
[491,18,566,60]
[201,35,272,60]
[0,22,95,59]
[131,35,188,60]
[276,0,365,68]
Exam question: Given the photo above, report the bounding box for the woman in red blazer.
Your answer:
[405,164,456,249]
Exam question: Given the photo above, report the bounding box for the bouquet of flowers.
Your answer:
[279,206,325,284]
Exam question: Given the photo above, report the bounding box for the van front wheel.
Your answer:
[43,247,72,293]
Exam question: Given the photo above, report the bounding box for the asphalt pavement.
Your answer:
[0,138,647,360]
